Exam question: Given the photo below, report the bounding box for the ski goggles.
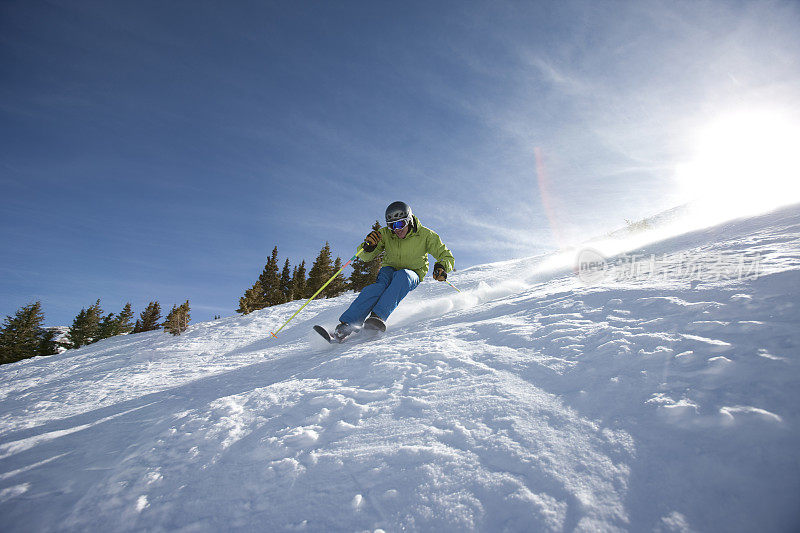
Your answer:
[387,216,411,231]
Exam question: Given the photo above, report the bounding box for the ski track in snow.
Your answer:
[2,205,800,531]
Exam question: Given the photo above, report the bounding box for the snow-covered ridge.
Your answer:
[1,204,799,531]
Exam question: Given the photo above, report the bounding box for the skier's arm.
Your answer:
[427,230,454,272]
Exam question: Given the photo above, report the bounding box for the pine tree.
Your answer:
[117,303,134,334]
[38,328,59,358]
[324,257,348,298]
[163,305,179,335]
[306,242,334,298]
[86,300,104,341]
[179,301,190,330]
[65,299,104,348]
[97,312,118,340]
[96,303,134,340]
[0,301,51,365]
[257,246,283,307]
[291,260,307,302]
[349,220,383,291]
[164,300,190,336]
[143,301,162,331]
[66,308,90,347]
[237,281,267,314]
[134,301,162,332]
[279,258,293,303]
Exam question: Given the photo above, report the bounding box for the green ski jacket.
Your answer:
[359,215,455,281]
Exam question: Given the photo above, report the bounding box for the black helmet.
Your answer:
[385,201,412,224]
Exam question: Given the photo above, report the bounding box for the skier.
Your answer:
[332,201,454,341]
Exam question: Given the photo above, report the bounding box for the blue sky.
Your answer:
[2,0,799,326]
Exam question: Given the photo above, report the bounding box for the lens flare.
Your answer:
[535,147,567,248]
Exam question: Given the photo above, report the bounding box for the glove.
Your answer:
[432,262,447,281]
[362,230,382,253]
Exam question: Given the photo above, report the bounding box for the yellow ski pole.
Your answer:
[270,246,364,339]
[445,279,461,293]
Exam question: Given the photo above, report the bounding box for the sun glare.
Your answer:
[676,109,800,220]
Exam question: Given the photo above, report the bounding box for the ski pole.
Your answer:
[271,246,364,339]
[445,280,461,293]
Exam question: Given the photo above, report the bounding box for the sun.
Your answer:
[675,108,800,219]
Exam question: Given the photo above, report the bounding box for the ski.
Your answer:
[313,322,384,344]
[313,325,337,344]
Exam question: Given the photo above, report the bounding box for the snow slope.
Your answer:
[1,204,799,532]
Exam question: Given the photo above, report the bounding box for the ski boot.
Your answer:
[333,322,356,342]
[364,312,386,332]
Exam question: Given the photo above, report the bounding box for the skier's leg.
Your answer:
[371,268,420,320]
[339,266,395,325]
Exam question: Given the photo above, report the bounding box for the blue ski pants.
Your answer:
[339,266,420,325]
